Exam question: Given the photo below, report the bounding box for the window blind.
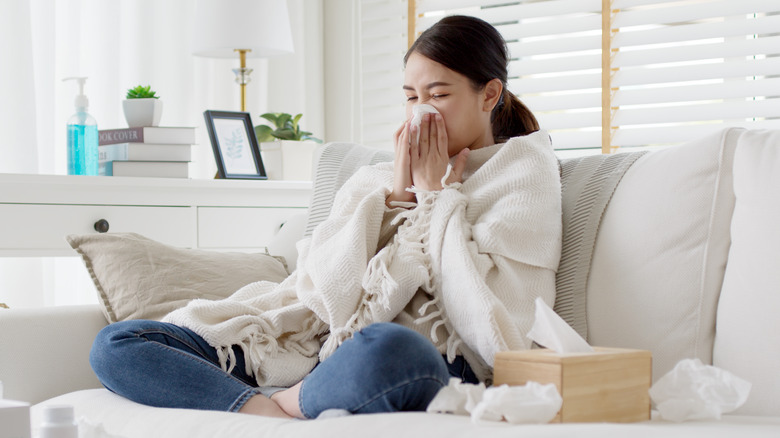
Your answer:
[358,0,780,153]
[608,0,780,151]
[416,0,603,152]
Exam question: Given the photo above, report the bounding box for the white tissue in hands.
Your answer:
[410,104,440,143]
[527,297,593,353]
[426,378,562,424]
[649,358,751,422]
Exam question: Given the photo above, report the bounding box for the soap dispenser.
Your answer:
[63,77,98,175]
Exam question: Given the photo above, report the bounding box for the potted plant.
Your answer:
[122,85,163,128]
[254,112,322,180]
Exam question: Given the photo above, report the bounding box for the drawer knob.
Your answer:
[94,219,110,233]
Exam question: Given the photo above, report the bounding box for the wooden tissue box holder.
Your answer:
[493,347,652,423]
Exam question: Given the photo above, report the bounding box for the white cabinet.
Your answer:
[197,207,303,249]
[0,204,196,251]
[0,174,312,256]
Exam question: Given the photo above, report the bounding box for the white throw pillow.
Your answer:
[713,129,780,416]
[587,128,742,382]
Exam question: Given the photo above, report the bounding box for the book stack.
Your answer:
[98,126,197,178]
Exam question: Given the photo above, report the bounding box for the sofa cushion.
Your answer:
[32,389,780,438]
[713,129,780,416]
[66,233,290,323]
[555,151,647,339]
[586,128,743,382]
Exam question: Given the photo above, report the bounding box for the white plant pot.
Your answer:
[260,140,318,181]
[122,98,163,127]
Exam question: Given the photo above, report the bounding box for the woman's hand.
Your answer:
[386,121,416,207]
[410,113,469,192]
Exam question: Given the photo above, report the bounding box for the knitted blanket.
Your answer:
[164,131,562,387]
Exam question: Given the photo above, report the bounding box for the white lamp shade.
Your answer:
[192,0,294,58]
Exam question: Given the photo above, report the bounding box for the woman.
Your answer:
[90,15,561,419]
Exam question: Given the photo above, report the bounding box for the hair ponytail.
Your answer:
[492,88,539,141]
[406,15,540,142]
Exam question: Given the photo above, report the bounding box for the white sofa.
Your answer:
[2,127,780,437]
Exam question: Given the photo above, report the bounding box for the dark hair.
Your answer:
[404,15,539,141]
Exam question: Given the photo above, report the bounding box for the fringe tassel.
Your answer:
[417,297,439,316]
[319,325,355,360]
[446,335,462,363]
[216,345,236,374]
[414,308,443,326]
[430,319,447,344]
[440,164,453,188]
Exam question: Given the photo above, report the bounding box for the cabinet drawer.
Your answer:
[0,204,195,253]
[198,207,304,249]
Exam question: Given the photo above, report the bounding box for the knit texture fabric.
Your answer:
[163,130,562,386]
[554,151,647,340]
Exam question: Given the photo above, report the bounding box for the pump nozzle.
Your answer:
[63,77,90,111]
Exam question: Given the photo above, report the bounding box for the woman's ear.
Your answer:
[483,78,503,112]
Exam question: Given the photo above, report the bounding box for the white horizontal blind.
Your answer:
[416,0,604,152]
[359,0,408,149]
[609,0,780,149]
[360,0,780,153]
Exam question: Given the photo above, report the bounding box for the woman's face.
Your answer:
[403,52,498,155]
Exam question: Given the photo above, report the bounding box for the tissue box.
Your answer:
[0,399,31,438]
[494,347,651,423]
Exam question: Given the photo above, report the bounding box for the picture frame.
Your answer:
[203,110,267,179]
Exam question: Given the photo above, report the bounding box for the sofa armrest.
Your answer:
[267,211,307,272]
[0,304,107,404]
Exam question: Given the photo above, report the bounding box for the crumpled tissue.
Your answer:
[426,378,485,416]
[649,358,751,422]
[527,297,593,353]
[427,378,562,424]
[427,298,596,424]
[471,382,562,424]
[410,104,440,143]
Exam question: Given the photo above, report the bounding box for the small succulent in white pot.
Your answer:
[123,85,163,127]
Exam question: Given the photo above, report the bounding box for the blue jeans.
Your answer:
[90,320,477,418]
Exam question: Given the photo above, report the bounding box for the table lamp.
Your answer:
[192,0,294,112]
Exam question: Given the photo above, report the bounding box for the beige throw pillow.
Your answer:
[66,232,290,323]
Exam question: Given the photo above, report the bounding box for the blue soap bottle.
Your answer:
[63,77,98,175]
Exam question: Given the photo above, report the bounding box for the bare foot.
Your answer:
[271,381,304,419]
[238,394,293,418]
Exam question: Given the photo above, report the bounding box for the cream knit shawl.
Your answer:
[163,130,562,387]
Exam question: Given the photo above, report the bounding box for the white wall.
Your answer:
[322,0,362,144]
[268,0,325,142]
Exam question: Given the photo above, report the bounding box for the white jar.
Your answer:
[39,405,77,438]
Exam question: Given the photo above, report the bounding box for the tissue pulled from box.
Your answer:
[427,378,562,424]
[527,297,593,353]
[649,358,751,422]
[409,104,440,143]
